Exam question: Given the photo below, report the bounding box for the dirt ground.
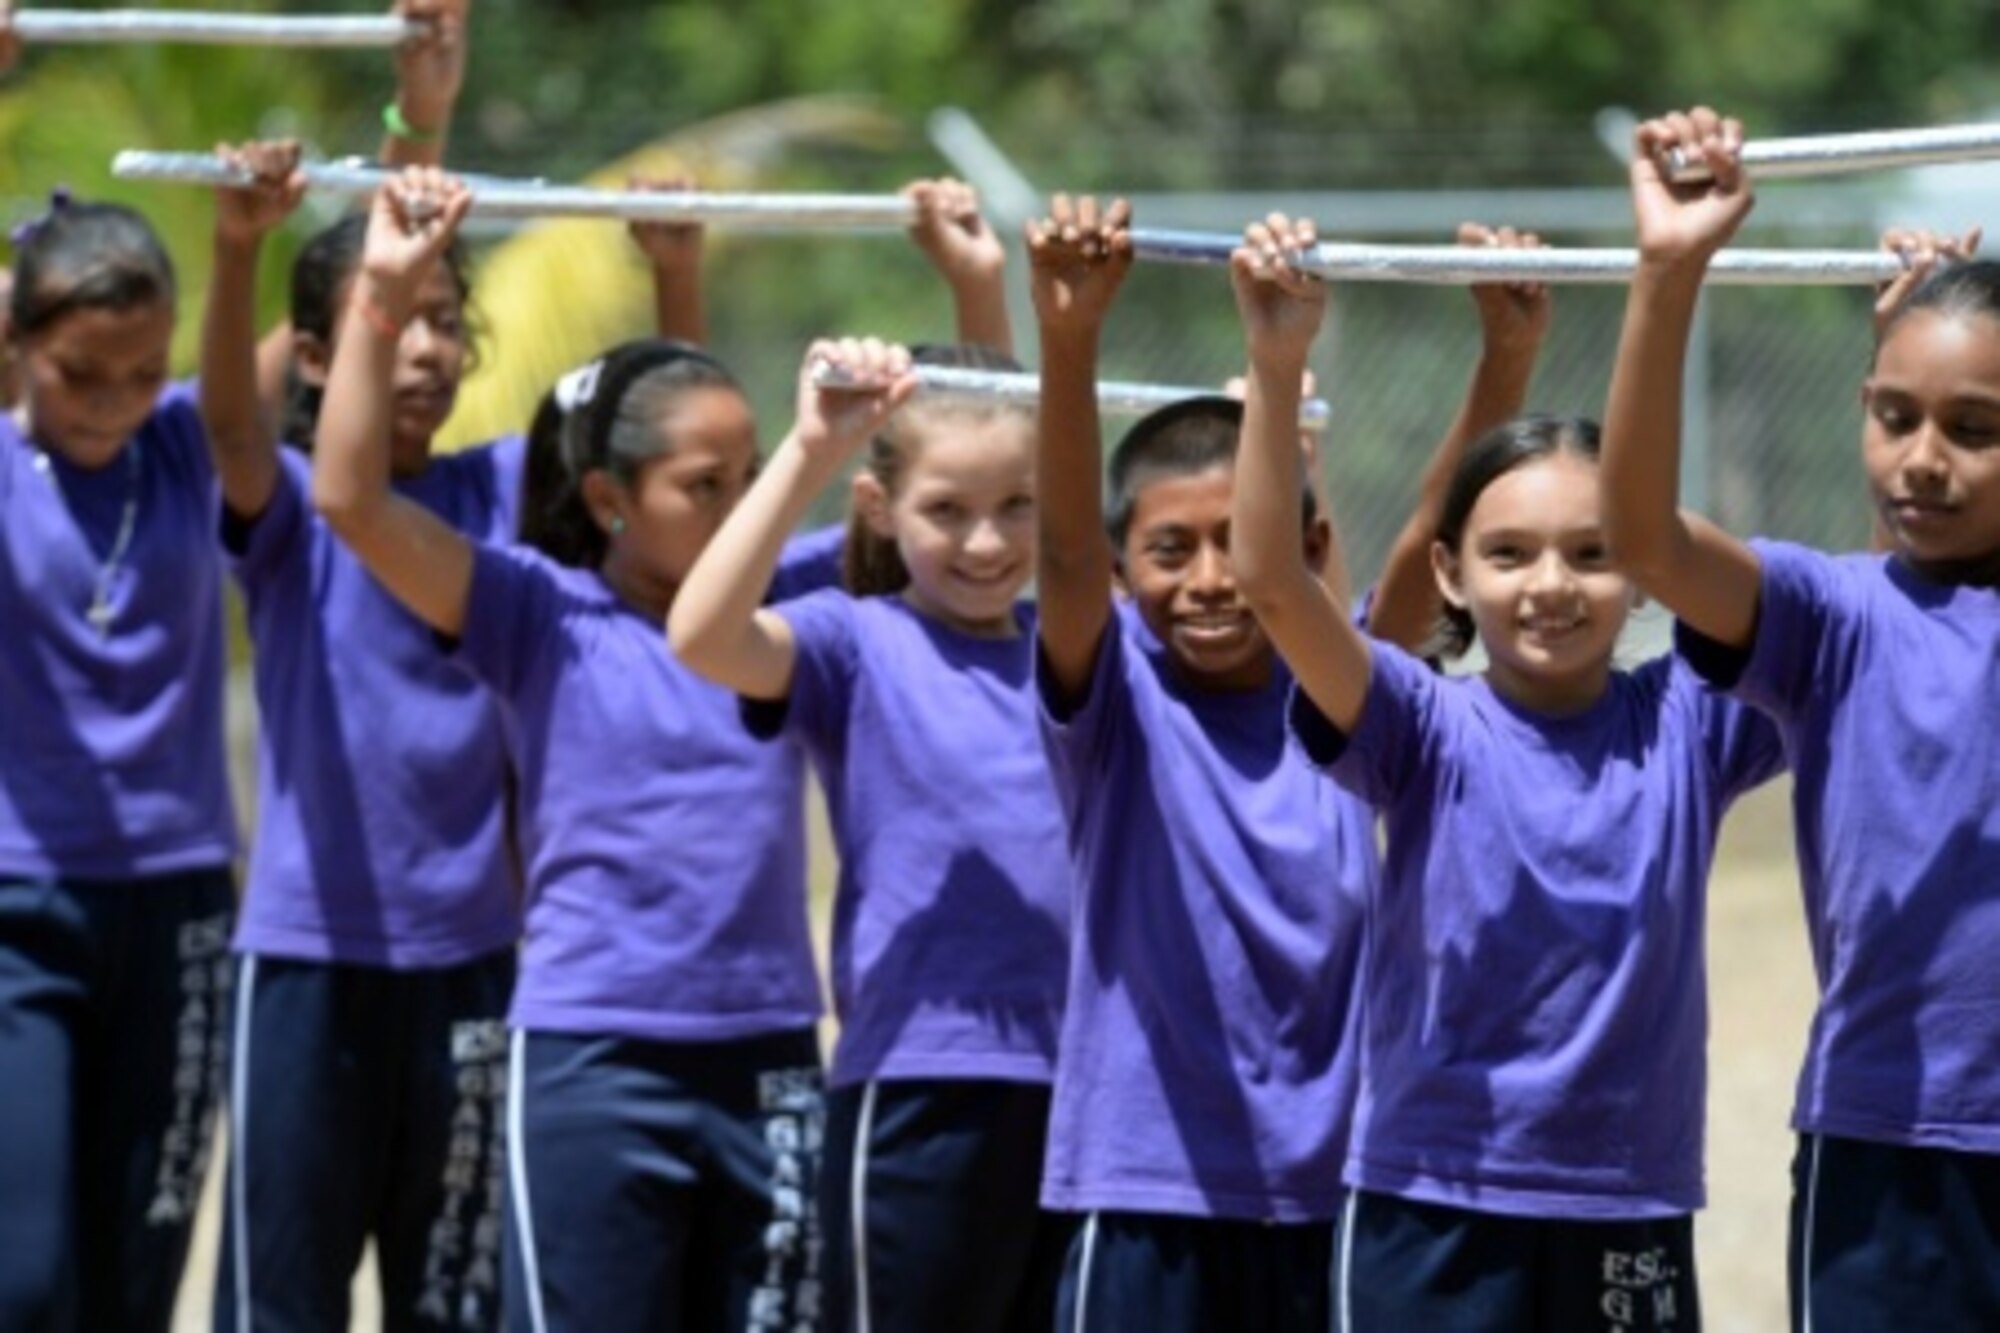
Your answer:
[172,780,1818,1332]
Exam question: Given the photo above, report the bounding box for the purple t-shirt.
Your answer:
[1035,603,1376,1222]
[752,591,1068,1087]
[1680,538,2000,1154]
[227,440,525,967]
[1296,641,1786,1219]
[458,541,824,1042]
[0,382,235,879]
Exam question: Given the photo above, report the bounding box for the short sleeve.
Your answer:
[769,524,847,604]
[456,542,560,699]
[1035,611,1130,794]
[1676,538,1845,723]
[220,448,308,584]
[750,587,861,749]
[482,434,529,538]
[1689,671,1790,804]
[150,377,218,494]
[1291,638,1439,807]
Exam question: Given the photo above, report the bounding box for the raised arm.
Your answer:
[380,0,469,167]
[250,0,471,427]
[201,140,306,519]
[1027,195,1131,699]
[628,176,708,345]
[1222,367,1343,604]
[1230,214,1373,733]
[668,340,914,698]
[1600,108,1763,650]
[908,178,1013,357]
[1368,223,1550,651]
[311,169,478,636]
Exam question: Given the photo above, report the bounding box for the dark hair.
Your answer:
[281,211,479,450]
[1431,414,1602,659]
[843,342,1031,597]
[522,338,742,567]
[1103,395,1321,551]
[1877,258,2000,355]
[10,198,176,337]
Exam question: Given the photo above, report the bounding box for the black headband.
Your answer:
[560,337,729,478]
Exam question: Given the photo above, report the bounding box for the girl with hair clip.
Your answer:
[1600,108,2000,1333]
[0,186,234,1333]
[670,331,1075,1328]
[207,106,733,1333]
[310,166,913,1333]
[1229,212,1788,1332]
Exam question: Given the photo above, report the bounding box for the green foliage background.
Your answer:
[2,0,1997,549]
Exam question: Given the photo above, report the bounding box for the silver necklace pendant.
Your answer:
[86,592,115,639]
[32,438,143,641]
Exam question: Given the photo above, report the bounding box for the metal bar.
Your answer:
[1131,228,1904,286]
[15,10,417,46]
[1663,122,2000,184]
[812,360,1333,429]
[111,150,917,230]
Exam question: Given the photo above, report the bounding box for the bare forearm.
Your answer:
[1034,326,1114,678]
[313,287,403,525]
[952,272,1013,357]
[651,261,707,346]
[1036,329,1113,584]
[668,434,830,679]
[380,93,450,168]
[1368,347,1535,647]
[201,235,280,514]
[1237,360,1322,606]
[1602,265,1704,571]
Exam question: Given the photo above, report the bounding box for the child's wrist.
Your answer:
[1248,346,1311,379]
[385,96,446,142]
[948,260,1006,289]
[213,226,266,256]
[352,277,415,335]
[1631,256,1710,298]
[1036,318,1103,348]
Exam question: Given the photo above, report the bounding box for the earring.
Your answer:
[607,515,626,536]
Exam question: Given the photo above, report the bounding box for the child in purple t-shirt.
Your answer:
[197,131,529,1326]
[670,178,1074,1333]
[1231,214,1785,1330]
[196,111,737,1333]
[1602,107,2000,1332]
[0,192,237,1333]
[309,169,911,1332]
[1026,198,1552,1331]
[672,324,1075,1331]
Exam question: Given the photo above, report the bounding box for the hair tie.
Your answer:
[554,359,605,414]
[10,186,75,251]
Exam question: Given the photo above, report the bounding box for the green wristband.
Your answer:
[382,100,440,143]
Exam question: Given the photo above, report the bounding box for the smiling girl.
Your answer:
[1229,212,1788,1330]
[670,337,1076,1333]
[1600,107,2000,1332]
